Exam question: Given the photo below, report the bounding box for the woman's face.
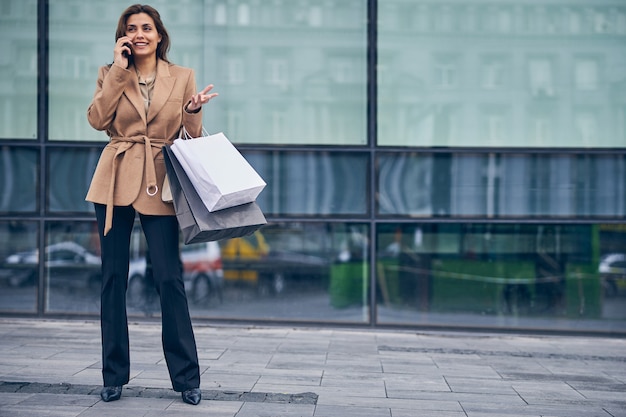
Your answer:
[125,12,162,60]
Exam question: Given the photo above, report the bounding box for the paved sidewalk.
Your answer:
[0,318,624,417]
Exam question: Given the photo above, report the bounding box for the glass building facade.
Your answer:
[0,0,625,334]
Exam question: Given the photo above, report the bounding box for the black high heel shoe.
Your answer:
[100,386,122,402]
[181,388,202,405]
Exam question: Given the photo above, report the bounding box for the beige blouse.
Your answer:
[137,69,156,114]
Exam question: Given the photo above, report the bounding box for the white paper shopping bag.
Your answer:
[170,131,266,212]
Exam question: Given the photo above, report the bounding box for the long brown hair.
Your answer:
[115,4,170,63]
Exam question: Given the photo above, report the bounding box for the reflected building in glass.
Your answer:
[0,0,625,335]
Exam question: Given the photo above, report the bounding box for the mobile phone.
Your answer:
[122,42,132,58]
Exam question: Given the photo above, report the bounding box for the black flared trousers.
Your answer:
[94,203,200,392]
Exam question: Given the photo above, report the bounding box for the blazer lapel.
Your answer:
[147,60,175,125]
[124,69,146,124]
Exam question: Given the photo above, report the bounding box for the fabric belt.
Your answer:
[104,136,168,236]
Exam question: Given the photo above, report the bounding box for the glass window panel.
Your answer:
[378,2,626,147]
[181,222,370,323]
[45,221,102,313]
[46,220,150,315]
[0,0,37,139]
[378,152,626,218]
[125,222,370,323]
[0,221,38,313]
[376,223,626,333]
[49,0,367,145]
[48,0,205,141]
[44,219,370,323]
[48,147,102,213]
[0,146,38,213]
[247,151,368,216]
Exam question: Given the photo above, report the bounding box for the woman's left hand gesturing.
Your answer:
[186,84,219,113]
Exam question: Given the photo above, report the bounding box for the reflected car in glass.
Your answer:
[0,241,101,290]
[599,253,626,297]
[127,241,224,308]
[221,229,332,295]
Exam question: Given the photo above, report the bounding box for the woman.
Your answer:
[86,4,217,405]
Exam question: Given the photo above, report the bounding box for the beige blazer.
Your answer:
[86,59,203,235]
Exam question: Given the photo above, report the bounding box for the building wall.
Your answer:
[0,0,624,334]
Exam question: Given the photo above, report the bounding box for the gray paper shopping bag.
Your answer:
[163,146,267,244]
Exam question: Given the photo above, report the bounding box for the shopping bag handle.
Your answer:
[179,126,209,140]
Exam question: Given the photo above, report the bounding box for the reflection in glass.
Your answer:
[247,151,368,216]
[48,147,102,213]
[35,218,374,323]
[48,0,205,141]
[378,153,626,218]
[49,0,367,144]
[0,146,38,213]
[186,222,369,322]
[378,1,626,147]
[45,221,102,313]
[45,220,153,315]
[376,223,626,332]
[0,221,38,313]
[0,0,37,139]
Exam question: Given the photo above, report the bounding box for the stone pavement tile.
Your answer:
[140,399,242,417]
[444,376,518,395]
[200,371,260,391]
[46,349,99,361]
[462,402,612,417]
[0,392,33,406]
[464,413,541,417]
[245,326,295,338]
[253,382,384,401]
[325,358,383,373]
[10,392,97,408]
[374,331,420,347]
[486,357,550,374]
[577,388,626,403]
[279,340,332,354]
[127,364,172,388]
[313,404,391,417]
[67,367,101,386]
[321,374,385,389]
[251,382,324,395]
[510,380,586,404]
[0,364,26,378]
[387,390,527,406]
[383,373,451,393]
[234,401,315,417]
[267,353,327,370]
[196,348,227,361]
[76,407,151,417]
[131,366,172,381]
[603,407,626,417]
[567,380,626,392]
[379,350,437,363]
[2,362,94,381]
[0,404,89,417]
[128,376,174,389]
[434,364,503,379]
[316,394,464,412]
[207,350,273,371]
[538,359,611,377]
[88,396,174,412]
[256,373,322,387]
[391,408,466,417]
[380,360,439,374]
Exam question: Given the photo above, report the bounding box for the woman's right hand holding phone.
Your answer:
[113,37,132,68]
